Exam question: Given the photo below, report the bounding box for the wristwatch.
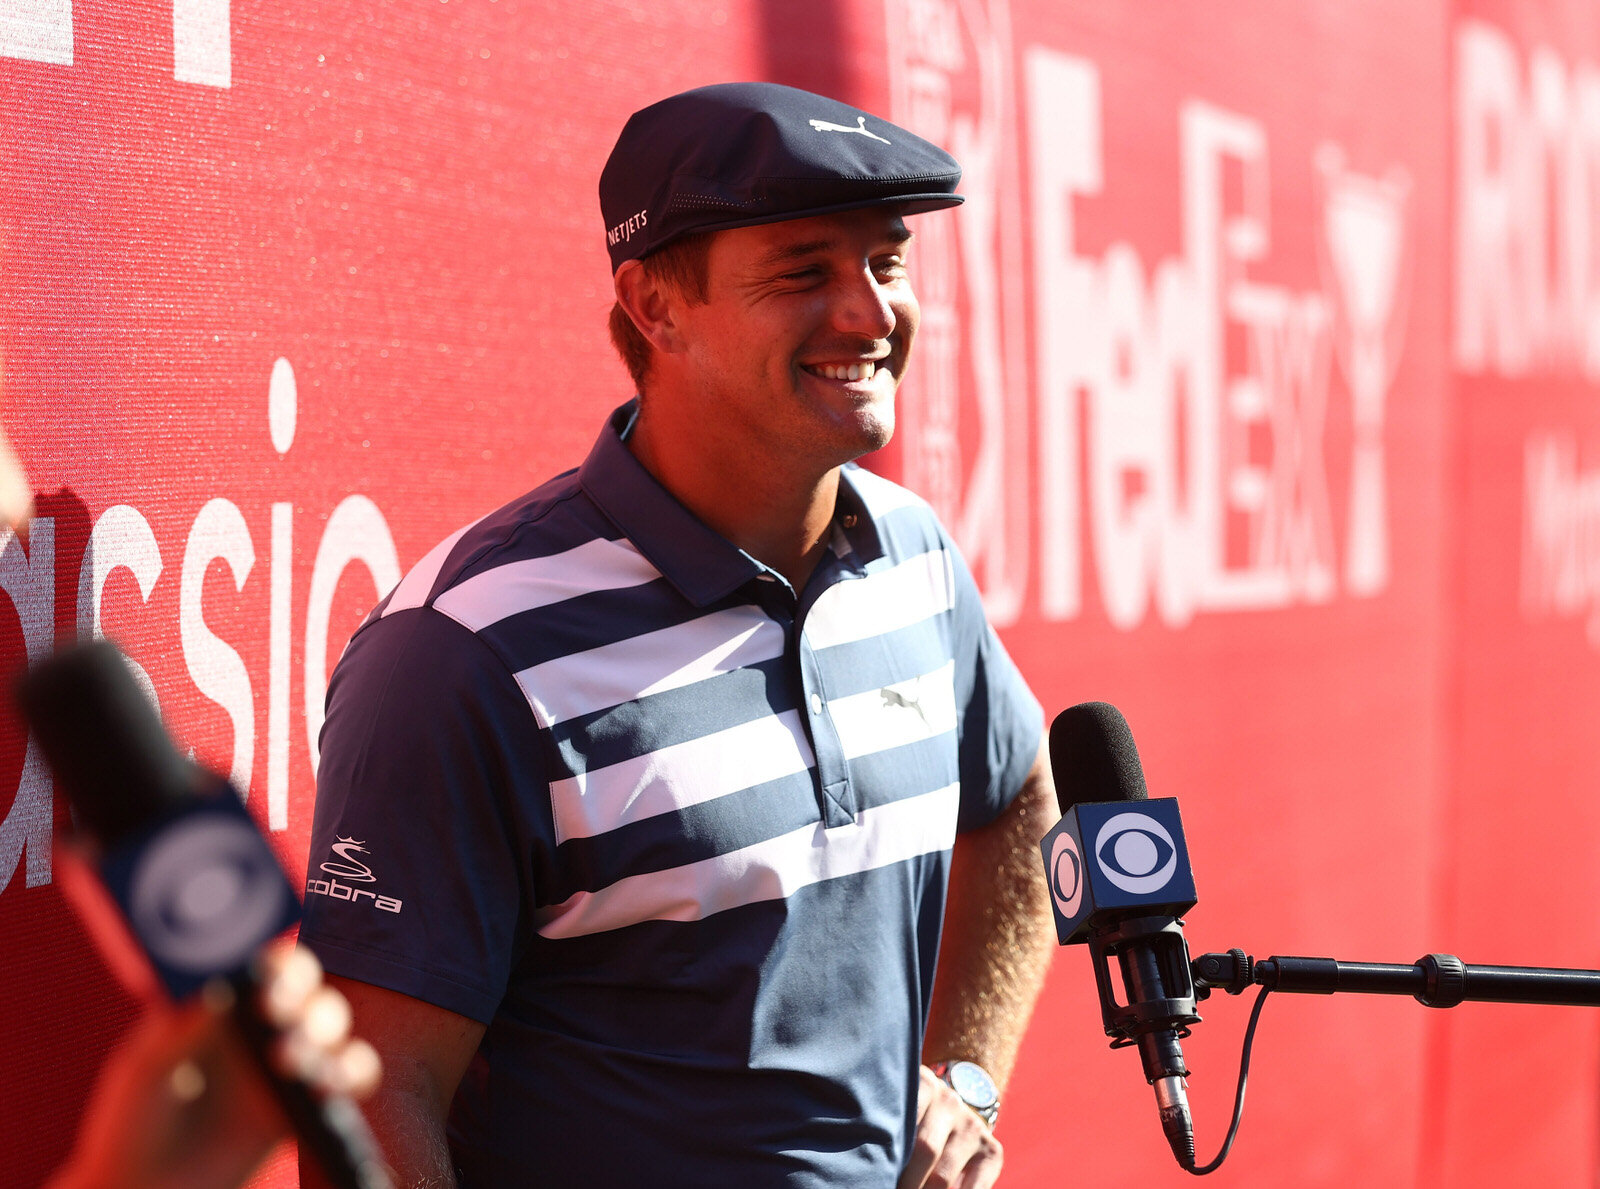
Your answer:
[933,1059,1000,1128]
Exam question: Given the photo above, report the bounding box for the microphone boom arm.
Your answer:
[1193,949,1600,1008]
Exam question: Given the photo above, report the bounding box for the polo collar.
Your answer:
[832,463,886,568]
[578,400,893,605]
[579,401,765,607]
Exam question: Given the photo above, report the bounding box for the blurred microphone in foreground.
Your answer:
[20,640,392,1189]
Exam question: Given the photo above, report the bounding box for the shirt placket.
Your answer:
[755,568,857,830]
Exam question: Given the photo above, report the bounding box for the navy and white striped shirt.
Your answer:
[302,401,1042,1187]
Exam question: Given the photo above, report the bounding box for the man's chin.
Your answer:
[862,408,896,452]
[836,405,896,463]
[788,377,899,463]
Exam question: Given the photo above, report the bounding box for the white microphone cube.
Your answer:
[1040,797,1197,945]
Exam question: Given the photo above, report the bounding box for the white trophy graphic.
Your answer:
[1316,145,1411,598]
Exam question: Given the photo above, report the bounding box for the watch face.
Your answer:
[948,1060,998,1109]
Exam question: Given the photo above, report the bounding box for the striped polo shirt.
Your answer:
[301,401,1042,1187]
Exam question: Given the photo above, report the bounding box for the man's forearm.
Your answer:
[924,744,1057,1089]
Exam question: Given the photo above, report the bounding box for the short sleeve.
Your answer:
[299,607,550,1024]
[944,533,1044,833]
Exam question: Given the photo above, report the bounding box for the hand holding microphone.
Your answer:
[47,943,381,1189]
[19,640,393,1189]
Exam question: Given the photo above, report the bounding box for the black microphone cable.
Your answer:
[1182,985,1271,1175]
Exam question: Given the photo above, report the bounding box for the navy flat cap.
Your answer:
[599,81,963,271]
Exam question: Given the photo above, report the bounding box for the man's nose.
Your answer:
[831,268,898,340]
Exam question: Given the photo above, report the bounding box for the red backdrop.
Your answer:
[3,1,1598,1186]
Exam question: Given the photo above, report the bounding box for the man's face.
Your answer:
[668,206,920,470]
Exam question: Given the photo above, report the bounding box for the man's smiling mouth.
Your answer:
[802,360,878,382]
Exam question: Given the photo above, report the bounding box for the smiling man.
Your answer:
[300,83,1057,1189]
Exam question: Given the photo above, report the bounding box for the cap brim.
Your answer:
[618,192,964,269]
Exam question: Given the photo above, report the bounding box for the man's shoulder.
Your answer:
[363,466,632,630]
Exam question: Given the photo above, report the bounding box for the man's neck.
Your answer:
[625,400,841,594]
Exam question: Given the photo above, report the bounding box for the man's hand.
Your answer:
[898,1064,1004,1189]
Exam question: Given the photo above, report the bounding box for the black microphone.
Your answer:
[18,640,393,1189]
[1040,702,1200,1167]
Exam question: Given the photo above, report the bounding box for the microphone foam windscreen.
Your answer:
[17,640,194,847]
[1049,701,1149,813]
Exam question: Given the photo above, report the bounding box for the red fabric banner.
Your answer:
[3,1,1598,1185]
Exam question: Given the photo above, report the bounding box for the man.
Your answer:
[300,82,1057,1189]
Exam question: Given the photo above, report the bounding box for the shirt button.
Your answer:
[809,693,824,715]
[841,513,858,529]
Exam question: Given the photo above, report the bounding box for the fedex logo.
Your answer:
[3,0,231,87]
[1025,48,1409,628]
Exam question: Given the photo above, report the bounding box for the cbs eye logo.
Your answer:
[1047,831,1085,918]
[1093,812,1178,894]
[128,816,292,974]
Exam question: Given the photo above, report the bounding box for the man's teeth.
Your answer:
[810,361,877,381]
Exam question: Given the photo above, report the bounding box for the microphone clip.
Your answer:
[1191,948,1255,1000]
[1088,913,1202,1050]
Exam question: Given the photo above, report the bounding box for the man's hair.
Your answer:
[608,233,713,392]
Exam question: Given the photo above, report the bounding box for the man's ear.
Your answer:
[613,261,687,354]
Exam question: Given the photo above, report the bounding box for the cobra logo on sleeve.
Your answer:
[306,837,404,913]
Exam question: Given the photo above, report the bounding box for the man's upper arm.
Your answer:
[327,974,486,1114]
[302,607,544,1022]
[298,975,486,1189]
[298,606,542,1187]
[926,736,1057,1089]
